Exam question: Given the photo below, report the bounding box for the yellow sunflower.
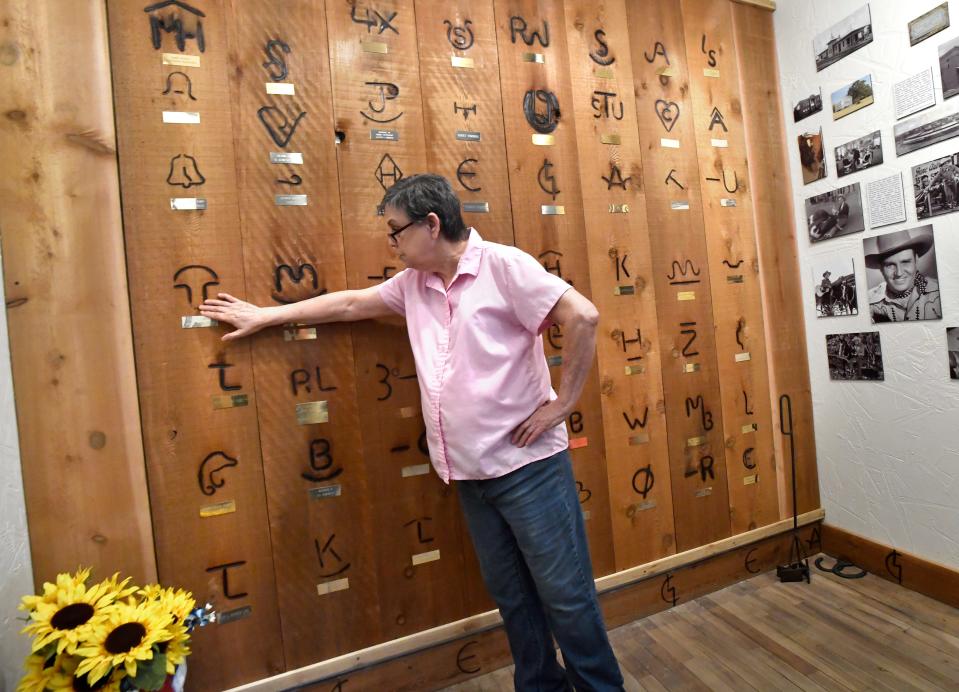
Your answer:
[138,584,195,625]
[74,599,172,684]
[17,652,77,692]
[161,622,191,673]
[21,571,125,656]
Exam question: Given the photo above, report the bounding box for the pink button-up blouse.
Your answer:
[377,229,572,483]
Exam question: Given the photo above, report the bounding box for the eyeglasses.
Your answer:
[387,218,425,243]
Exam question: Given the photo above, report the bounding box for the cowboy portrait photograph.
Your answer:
[813,258,859,317]
[863,225,942,323]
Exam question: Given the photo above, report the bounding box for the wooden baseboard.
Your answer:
[821,524,959,609]
[227,510,823,691]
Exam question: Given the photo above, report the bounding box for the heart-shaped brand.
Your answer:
[654,99,680,132]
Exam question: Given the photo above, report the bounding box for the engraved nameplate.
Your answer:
[308,485,342,499]
[541,205,565,215]
[727,275,744,284]
[401,464,430,478]
[677,291,696,301]
[735,352,752,362]
[569,437,588,449]
[600,133,621,145]
[624,365,645,375]
[532,134,555,145]
[276,195,308,206]
[523,52,545,63]
[270,152,303,165]
[163,111,200,124]
[687,436,706,447]
[317,578,350,596]
[411,549,440,566]
[684,363,700,373]
[608,203,629,213]
[266,82,295,95]
[742,423,758,434]
[456,130,481,142]
[451,55,474,68]
[219,606,252,625]
[628,433,649,445]
[199,500,236,518]
[711,138,728,148]
[704,68,720,78]
[671,201,690,210]
[462,202,490,213]
[628,500,657,514]
[695,487,713,497]
[743,474,757,485]
[595,67,615,79]
[657,66,677,77]
[720,198,737,207]
[399,406,417,418]
[661,138,680,148]
[362,41,388,54]
[284,326,317,341]
[170,197,207,211]
[614,285,635,296]
[296,401,329,425]
[162,53,200,67]
[212,394,248,410]
[181,316,217,328]
[370,128,398,141]
[547,355,563,367]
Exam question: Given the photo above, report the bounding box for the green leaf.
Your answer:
[130,653,168,691]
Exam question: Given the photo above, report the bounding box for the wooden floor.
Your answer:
[441,554,959,691]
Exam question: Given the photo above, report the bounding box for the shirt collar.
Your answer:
[426,228,483,292]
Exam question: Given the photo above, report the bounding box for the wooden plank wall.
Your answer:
[4,0,814,690]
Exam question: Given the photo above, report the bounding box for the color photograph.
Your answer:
[798,128,827,184]
[831,75,874,120]
[805,184,865,242]
[815,4,874,71]
[863,226,942,323]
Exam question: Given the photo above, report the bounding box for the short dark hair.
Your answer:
[380,174,468,242]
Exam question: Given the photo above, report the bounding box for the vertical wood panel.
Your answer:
[679,0,778,533]
[562,0,676,570]
[731,2,820,517]
[325,0,471,640]
[0,0,156,588]
[624,0,731,551]
[224,0,381,666]
[107,1,284,687]
[492,0,614,577]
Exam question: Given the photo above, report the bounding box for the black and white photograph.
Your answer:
[834,131,883,177]
[863,226,942,323]
[793,89,823,122]
[798,128,827,184]
[912,151,959,219]
[815,4,874,72]
[831,75,874,120]
[813,258,858,317]
[947,327,959,379]
[939,34,959,99]
[805,183,865,242]
[909,3,950,46]
[894,108,959,156]
[826,332,884,380]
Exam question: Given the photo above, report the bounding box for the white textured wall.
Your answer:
[775,0,959,570]
[0,247,32,690]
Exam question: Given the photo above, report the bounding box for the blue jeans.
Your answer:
[456,449,624,691]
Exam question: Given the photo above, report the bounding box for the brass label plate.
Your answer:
[684,363,700,373]
[628,433,649,445]
[541,205,565,215]
[687,435,706,447]
[595,67,615,79]
[735,352,752,362]
[181,316,217,328]
[532,134,555,145]
[212,394,248,410]
[600,133,621,145]
[451,55,474,68]
[276,194,308,206]
[660,138,680,148]
[362,41,388,54]
[199,500,236,518]
[743,474,758,485]
[677,291,696,301]
[710,138,728,148]
[704,68,720,78]
[308,485,342,499]
[463,202,489,213]
[608,203,629,213]
[270,152,303,165]
[266,82,295,95]
[401,464,430,477]
[742,423,758,434]
[296,401,329,425]
[162,53,200,67]
[522,52,545,63]
[671,201,690,210]
[316,578,350,596]
[411,549,441,566]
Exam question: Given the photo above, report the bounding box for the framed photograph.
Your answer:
[912,152,959,219]
[813,258,858,317]
[815,4,874,72]
[834,130,883,178]
[805,183,865,243]
[826,332,884,381]
[863,225,942,323]
[894,108,959,156]
[831,75,874,120]
[910,3,950,46]
[948,327,959,379]
[939,35,959,99]
[798,128,827,185]
[793,89,823,123]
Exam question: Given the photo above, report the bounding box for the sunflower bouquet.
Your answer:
[17,568,215,692]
